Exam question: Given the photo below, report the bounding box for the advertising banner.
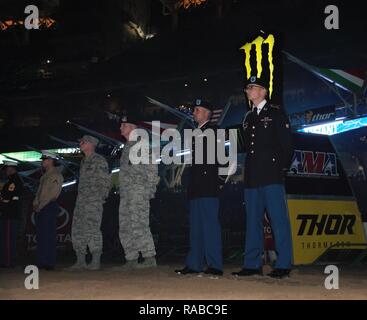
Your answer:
[287,198,366,265]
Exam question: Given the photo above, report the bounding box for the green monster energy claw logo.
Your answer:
[240,34,275,98]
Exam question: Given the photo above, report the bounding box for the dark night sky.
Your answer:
[0,0,366,132]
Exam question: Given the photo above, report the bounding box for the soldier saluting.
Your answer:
[232,74,294,279]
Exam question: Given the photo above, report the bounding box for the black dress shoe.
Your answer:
[204,268,223,276]
[175,266,200,275]
[232,268,263,277]
[267,268,291,279]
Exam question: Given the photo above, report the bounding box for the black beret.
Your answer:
[245,75,269,91]
[193,98,215,111]
[120,111,140,125]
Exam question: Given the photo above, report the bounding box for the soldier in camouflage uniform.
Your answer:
[68,135,111,271]
[118,113,160,269]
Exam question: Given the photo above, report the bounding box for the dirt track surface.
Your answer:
[1,264,367,300]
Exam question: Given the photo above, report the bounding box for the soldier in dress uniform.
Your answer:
[0,161,23,268]
[33,151,64,270]
[232,75,294,279]
[175,99,223,277]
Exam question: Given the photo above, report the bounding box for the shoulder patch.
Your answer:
[8,183,15,192]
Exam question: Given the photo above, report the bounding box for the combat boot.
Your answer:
[120,259,139,270]
[86,251,101,271]
[136,256,157,269]
[65,253,87,271]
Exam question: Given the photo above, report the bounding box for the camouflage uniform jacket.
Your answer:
[119,140,160,195]
[78,152,111,200]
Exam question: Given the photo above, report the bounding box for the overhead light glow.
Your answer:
[62,180,77,188]
[0,148,80,163]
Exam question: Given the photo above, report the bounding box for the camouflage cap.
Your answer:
[79,135,99,146]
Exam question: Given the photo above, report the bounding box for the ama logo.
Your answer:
[288,150,339,177]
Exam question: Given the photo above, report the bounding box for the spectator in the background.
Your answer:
[0,161,23,268]
[33,151,64,271]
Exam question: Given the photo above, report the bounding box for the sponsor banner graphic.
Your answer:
[288,199,366,265]
[289,105,336,127]
[288,149,339,178]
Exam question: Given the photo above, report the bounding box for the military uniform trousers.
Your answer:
[185,197,223,272]
[243,184,293,270]
[35,201,60,268]
[0,218,18,267]
[119,189,156,261]
[72,197,104,255]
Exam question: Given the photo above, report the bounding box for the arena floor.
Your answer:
[1,264,367,300]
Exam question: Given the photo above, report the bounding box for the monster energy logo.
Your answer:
[240,34,275,98]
